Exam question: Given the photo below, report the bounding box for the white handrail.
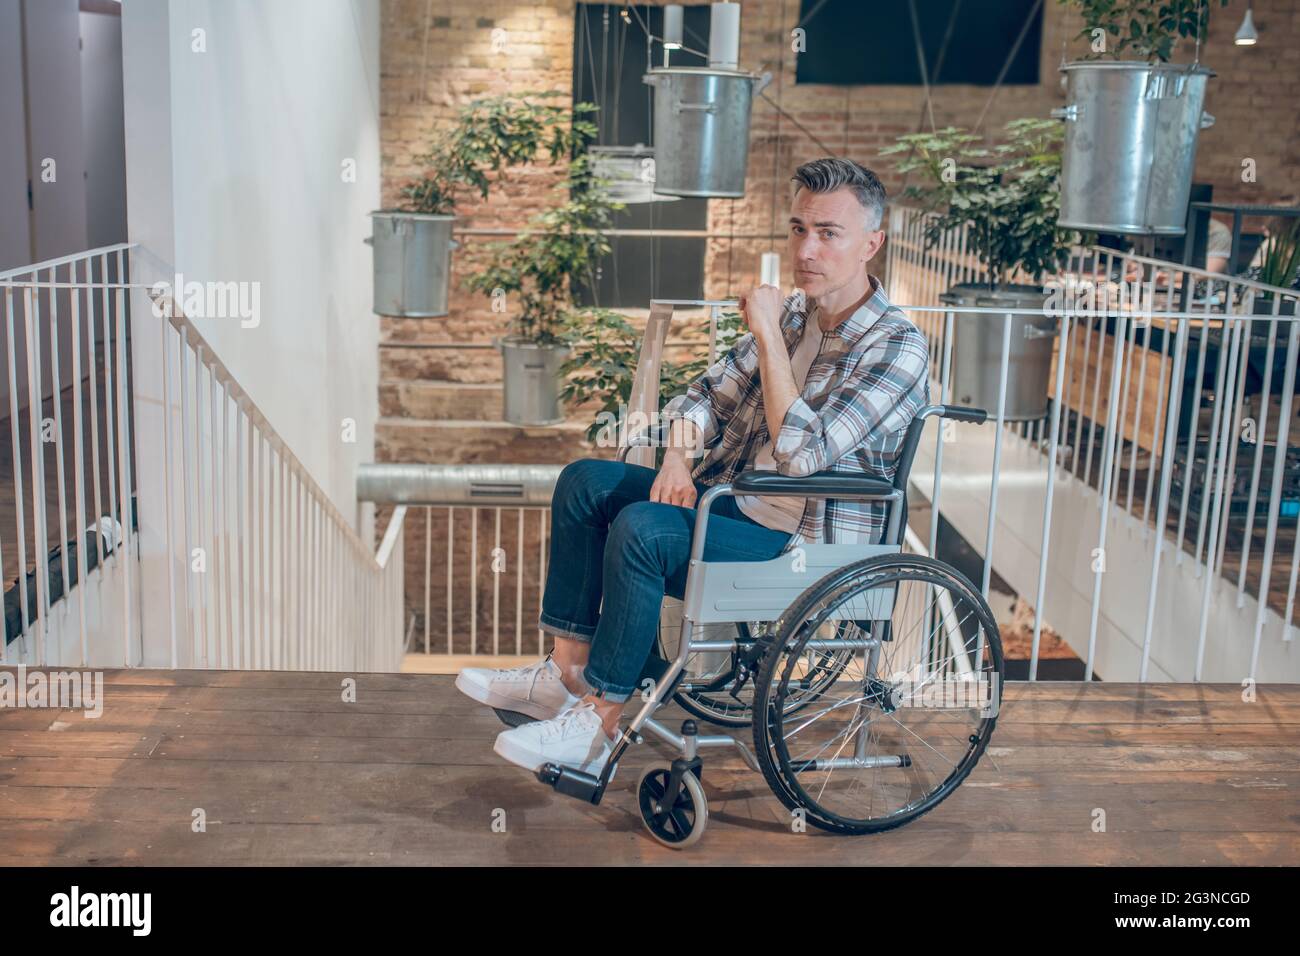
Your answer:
[145,284,407,672]
[2,245,137,667]
[0,242,136,282]
[885,204,1300,682]
[148,291,381,566]
[1,244,406,672]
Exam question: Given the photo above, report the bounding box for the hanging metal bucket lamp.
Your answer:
[643,3,770,198]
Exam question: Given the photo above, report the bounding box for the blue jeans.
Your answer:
[538,457,793,703]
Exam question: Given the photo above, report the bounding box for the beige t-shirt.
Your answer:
[735,309,830,533]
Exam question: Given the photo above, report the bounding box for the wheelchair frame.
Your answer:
[535,403,991,825]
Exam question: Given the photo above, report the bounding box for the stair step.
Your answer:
[380,381,503,421]
[379,375,604,420]
[379,345,501,384]
[376,417,616,465]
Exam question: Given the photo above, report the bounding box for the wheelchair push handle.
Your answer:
[936,404,987,425]
[888,403,987,505]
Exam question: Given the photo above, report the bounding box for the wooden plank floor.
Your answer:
[1,668,1297,866]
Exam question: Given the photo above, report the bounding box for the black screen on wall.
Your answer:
[794,0,1043,86]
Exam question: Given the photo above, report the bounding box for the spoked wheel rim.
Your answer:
[636,766,708,848]
[755,554,1003,834]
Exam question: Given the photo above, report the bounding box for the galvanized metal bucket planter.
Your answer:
[1054,61,1215,236]
[939,283,1055,422]
[588,144,679,204]
[368,211,458,317]
[497,337,570,426]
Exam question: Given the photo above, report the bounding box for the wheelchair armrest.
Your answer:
[730,469,897,500]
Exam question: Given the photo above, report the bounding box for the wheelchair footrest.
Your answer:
[537,762,607,805]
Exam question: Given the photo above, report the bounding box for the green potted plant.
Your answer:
[1250,219,1300,310]
[1235,217,1300,371]
[884,119,1082,421]
[1243,220,1299,415]
[1053,0,1229,236]
[559,308,744,445]
[370,92,596,317]
[465,150,621,425]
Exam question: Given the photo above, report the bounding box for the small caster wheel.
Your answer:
[636,764,708,849]
[493,707,535,728]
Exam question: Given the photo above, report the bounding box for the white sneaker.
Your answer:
[456,655,582,721]
[493,701,620,777]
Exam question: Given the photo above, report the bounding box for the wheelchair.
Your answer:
[494,403,1003,848]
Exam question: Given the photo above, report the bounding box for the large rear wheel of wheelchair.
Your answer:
[636,764,708,849]
[658,620,858,729]
[753,553,1003,835]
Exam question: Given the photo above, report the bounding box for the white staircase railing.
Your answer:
[0,245,406,672]
[1,246,136,668]
[886,205,1300,682]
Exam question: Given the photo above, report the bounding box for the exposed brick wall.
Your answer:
[381,0,574,352]
[377,0,1298,641]
[380,0,1297,360]
[1195,0,1300,207]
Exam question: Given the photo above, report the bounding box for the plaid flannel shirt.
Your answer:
[662,275,930,552]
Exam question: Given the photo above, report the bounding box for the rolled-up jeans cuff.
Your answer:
[581,667,633,704]
[538,614,596,644]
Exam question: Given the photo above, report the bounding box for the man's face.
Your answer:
[788,186,886,298]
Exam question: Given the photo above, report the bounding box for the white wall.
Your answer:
[0,0,31,272]
[125,0,380,527]
[0,1,124,269]
[21,0,88,263]
[122,0,381,666]
[2,2,127,422]
[81,9,128,249]
[1,0,91,425]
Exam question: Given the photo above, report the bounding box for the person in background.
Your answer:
[1205,217,1233,274]
[1124,215,1247,290]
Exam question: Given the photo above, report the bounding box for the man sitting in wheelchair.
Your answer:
[457,157,930,779]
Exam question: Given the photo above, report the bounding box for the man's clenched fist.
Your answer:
[738,284,785,346]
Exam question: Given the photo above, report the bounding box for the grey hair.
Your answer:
[791,158,887,230]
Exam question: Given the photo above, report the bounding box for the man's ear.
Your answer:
[862,229,885,263]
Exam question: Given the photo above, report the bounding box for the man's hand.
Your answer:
[649,452,697,508]
[739,284,800,448]
[739,284,785,347]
